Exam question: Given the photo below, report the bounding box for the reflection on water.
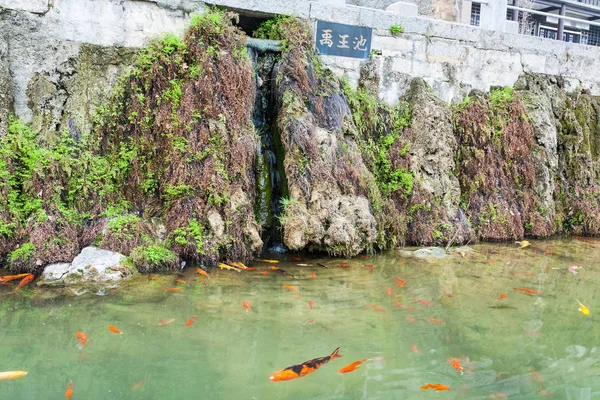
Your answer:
[1,238,600,399]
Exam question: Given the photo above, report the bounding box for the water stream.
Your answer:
[2,238,600,399]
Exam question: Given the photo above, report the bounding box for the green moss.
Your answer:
[129,244,177,273]
[389,24,404,36]
[253,15,311,51]
[8,242,35,264]
[489,86,515,108]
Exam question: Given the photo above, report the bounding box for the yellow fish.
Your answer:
[577,300,590,315]
[516,241,530,248]
[257,259,279,263]
[218,263,242,272]
[0,371,28,380]
[230,261,249,270]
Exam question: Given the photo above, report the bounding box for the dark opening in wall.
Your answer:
[209,5,275,35]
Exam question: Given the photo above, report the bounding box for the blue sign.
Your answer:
[315,21,372,59]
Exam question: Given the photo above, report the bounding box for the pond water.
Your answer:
[1,238,600,399]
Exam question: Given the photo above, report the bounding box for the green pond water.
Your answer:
[2,238,600,399]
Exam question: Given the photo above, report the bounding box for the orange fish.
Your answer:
[293,257,302,261]
[293,292,300,297]
[270,266,279,271]
[543,249,556,255]
[243,301,251,312]
[158,319,175,326]
[407,316,415,323]
[109,325,122,335]
[308,301,313,310]
[513,287,541,295]
[530,369,543,381]
[386,288,393,295]
[397,261,407,265]
[165,287,182,291]
[363,264,374,267]
[132,381,144,391]
[282,285,298,291]
[270,348,341,381]
[395,278,406,287]
[10,273,34,293]
[421,383,450,391]
[312,272,317,278]
[307,319,315,323]
[245,267,257,271]
[538,389,553,398]
[175,279,186,284]
[340,263,349,268]
[415,299,431,306]
[0,273,31,282]
[359,255,368,259]
[262,269,268,275]
[373,306,385,312]
[499,293,506,300]
[525,273,536,277]
[196,268,211,279]
[490,392,508,399]
[149,276,162,281]
[65,381,73,398]
[411,345,419,354]
[339,359,367,374]
[75,332,87,349]
[394,302,405,308]
[185,315,197,326]
[448,358,463,374]
[443,292,453,297]
[428,317,444,324]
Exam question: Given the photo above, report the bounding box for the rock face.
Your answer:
[0,35,10,138]
[38,247,133,286]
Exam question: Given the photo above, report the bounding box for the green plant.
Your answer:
[129,244,177,273]
[8,242,36,263]
[389,24,404,36]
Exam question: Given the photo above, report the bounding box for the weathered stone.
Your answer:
[0,35,9,138]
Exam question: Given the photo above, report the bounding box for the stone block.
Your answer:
[521,52,546,74]
[386,1,419,17]
[0,0,48,13]
[426,38,468,64]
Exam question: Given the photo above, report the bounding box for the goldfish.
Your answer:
[306,319,315,323]
[311,272,317,278]
[270,347,341,381]
[443,292,453,297]
[10,273,35,293]
[218,262,242,272]
[411,345,419,354]
[132,381,144,391]
[175,279,186,284]
[149,276,162,281]
[516,240,530,248]
[513,287,541,295]
[243,301,251,312]
[448,358,463,374]
[458,251,466,258]
[499,293,506,300]
[185,315,197,326]
[421,383,450,391]
[428,317,445,324]
[569,265,582,275]
[386,288,393,295]
[340,263,349,267]
[394,302,405,308]
[165,287,182,291]
[407,316,415,323]
[308,301,313,310]
[258,259,279,263]
[293,257,302,261]
[76,332,87,349]
[373,305,385,312]
[543,249,556,255]
[538,389,554,398]
[109,325,122,335]
[415,298,431,306]
[293,291,300,297]
[245,267,257,271]
[576,299,590,315]
[282,285,299,291]
[395,278,406,287]
[397,261,407,265]
[525,273,536,277]
[363,264,374,267]
[196,268,211,279]
[339,359,367,374]
[530,369,543,381]
[65,381,73,399]
[158,319,176,326]
[230,261,249,270]
[0,273,31,282]
[0,371,28,380]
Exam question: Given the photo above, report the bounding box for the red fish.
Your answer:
[312,272,317,278]
[243,301,251,312]
[109,325,123,335]
[415,299,431,306]
[407,316,415,323]
[499,293,506,300]
[308,301,313,310]
[525,273,536,277]
[394,302,405,308]
[339,359,367,374]
[530,369,543,381]
[262,269,268,275]
[373,306,385,312]
[538,389,554,398]
[75,332,87,349]
[270,348,342,381]
[359,255,368,259]
[340,263,349,268]
[165,287,182,291]
[175,279,186,284]
[158,319,175,326]
[293,292,300,298]
[421,383,450,391]
[543,249,556,255]
[395,278,406,287]
[10,273,34,294]
[149,276,162,281]
[0,273,30,283]
[132,381,144,391]
[363,264,374,267]
[185,316,197,326]
[196,268,211,279]
[245,267,257,271]
[386,288,393,295]
[448,358,463,374]
[65,381,73,398]
[428,317,444,324]
[293,257,302,261]
[283,285,298,291]
[411,345,419,354]
[307,319,315,323]
[513,288,541,295]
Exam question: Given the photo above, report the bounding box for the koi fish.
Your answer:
[363,264,374,267]
[386,288,393,295]
[175,279,186,284]
[576,300,590,315]
[262,269,268,275]
[359,255,368,259]
[149,276,162,281]
[230,261,249,270]
[243,301,251,312]
[282,285,298,291]
[158,319,176,326]
[428,317,445,324]
[196,268,211,279]
[10,273,35,293]
[0,273,31,282]
[0,371,28,380]
[185,316,197,326]
[65,381,73,399]
[499,293,506,300]
[411,345,419,354]
[340,263,349,268]
[165,287,182,291]
[293,257,302,261]
[76,332,87,349]
[397,261,407,265]
[245,267,257,271]
[271,266,292,276]
[297,264,312,267]
[339,359,367,374]
[569,265,582,275]
[394,302,405,308]
[371,305,384,312]
[490,392,508,399]
[543,249,556,255]
[525,273,536,277]
[317,263,329,269]
[109,325,122,335]
[269,347,342,381]
[448,358,463,374]
[132,381,144,391]
[218,263,242,272]
[407,316,415,323]
[395,278,406,287]
[415,298,431,306]
[311,272,317,278]
[530,369,543,381]
[513,287,541,295]
[443,292,453,297]
[421,383,450,391]
[516,240,530,248]
[308,301,313,310]
[538,389,554,398]
[258,259,279,263]
[293,291,300,297]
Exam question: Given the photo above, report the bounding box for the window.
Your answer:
[588,26,600,46]
[470,2,481,26]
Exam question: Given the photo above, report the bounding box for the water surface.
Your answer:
[1,238,600,399]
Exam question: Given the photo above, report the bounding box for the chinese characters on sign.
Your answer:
[315,21,372,59]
